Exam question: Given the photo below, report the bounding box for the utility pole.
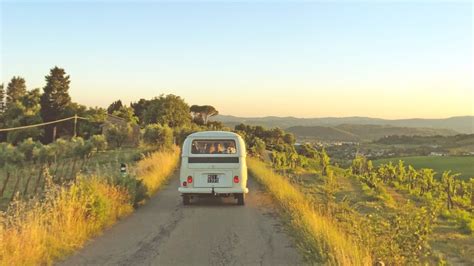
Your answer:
[73,114,78,138]
[53,126,57,142]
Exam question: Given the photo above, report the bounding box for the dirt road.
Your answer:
[60,174,302,266]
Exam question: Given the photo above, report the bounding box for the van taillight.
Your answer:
[187,176,193,183]
[182,181,187,187]
[233,176,239,183]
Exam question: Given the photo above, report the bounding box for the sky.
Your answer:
[1,0,472,119]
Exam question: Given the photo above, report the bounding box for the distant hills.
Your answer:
[286,124,457,142]
[212,115,473,142]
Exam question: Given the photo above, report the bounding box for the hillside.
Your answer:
[286,126,359,141]
[375,134,474,147]
[286,124,457,142]
[212,115,474,134]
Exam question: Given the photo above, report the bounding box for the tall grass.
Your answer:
[0,147,181,265]
[248,158,372,265]
[137,146,180,195]
[0,174,133,265]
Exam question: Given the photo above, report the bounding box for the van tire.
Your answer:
[183,195,190,205]
[236,193,245,205]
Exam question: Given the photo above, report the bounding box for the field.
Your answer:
[252,159,474,264]
[0,147,144,210]
[0,147,180,265]
[374,156,474,180]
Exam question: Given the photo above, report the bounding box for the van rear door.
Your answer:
[193,170,233,188]
[187,156,240,169]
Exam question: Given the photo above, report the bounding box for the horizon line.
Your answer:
[214,114,474,120]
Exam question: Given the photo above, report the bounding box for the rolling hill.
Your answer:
[286,124,458,142]
[213,115,474,134]
[285,126,359,141]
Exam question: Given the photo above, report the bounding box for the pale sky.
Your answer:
[1,1,473,119]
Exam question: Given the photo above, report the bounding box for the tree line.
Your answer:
[0,66,224,147]
[233,124,330,174]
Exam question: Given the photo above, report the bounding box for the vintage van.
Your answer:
[178,131,249,205]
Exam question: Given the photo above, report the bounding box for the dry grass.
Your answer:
[248,157,372,265]
[137,146,180,195]
[0,147,180,266]
[0,174,133,266]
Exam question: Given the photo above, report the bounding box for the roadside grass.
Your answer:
[248,157,372,265]
[0,147,180,266]
[0,148,144,210]
[293,165,474,264]
[137,146,180,196]
[0,175,133,266]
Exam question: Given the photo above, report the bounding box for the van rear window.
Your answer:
[191,140,237,154]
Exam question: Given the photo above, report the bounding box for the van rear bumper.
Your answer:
[178,187,249,194]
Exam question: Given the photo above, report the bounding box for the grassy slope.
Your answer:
[0,148,142,210]
[289,166,473,264]
[374,156,474,180]
[0,147,180,265]
[248,158,372,265]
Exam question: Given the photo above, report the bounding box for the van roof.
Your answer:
[187,131,241,138]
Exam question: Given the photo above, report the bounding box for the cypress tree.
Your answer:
[6,76,27,105]
[0,83,5,112]
[40,66,72,143]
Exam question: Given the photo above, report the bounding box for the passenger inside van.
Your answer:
[191,140,237,154]
[207,144,216,154]
[216,143,225,153]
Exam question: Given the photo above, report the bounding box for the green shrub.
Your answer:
[112,172,148,207]
[90,134,108,152]
[17,138,42,162]
[142,123,173,149]
[105,123,131,148]
[0,142,25,167]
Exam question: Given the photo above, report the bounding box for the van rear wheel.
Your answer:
[183,195,190,205]
[236,193,245,205]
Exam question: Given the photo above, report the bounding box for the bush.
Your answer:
[114,173,149,207]
[250,137,266,158]
[32,145,55,165]
[90,134,108,152]
[173,124,202,146]
[0,143,25,167]
[142,123,173,149]
[105,123,131,148]
[17,138,42,162]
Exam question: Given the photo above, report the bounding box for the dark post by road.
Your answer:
[120,163,127,177]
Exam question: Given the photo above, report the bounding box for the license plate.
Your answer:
[207,174,219,183]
